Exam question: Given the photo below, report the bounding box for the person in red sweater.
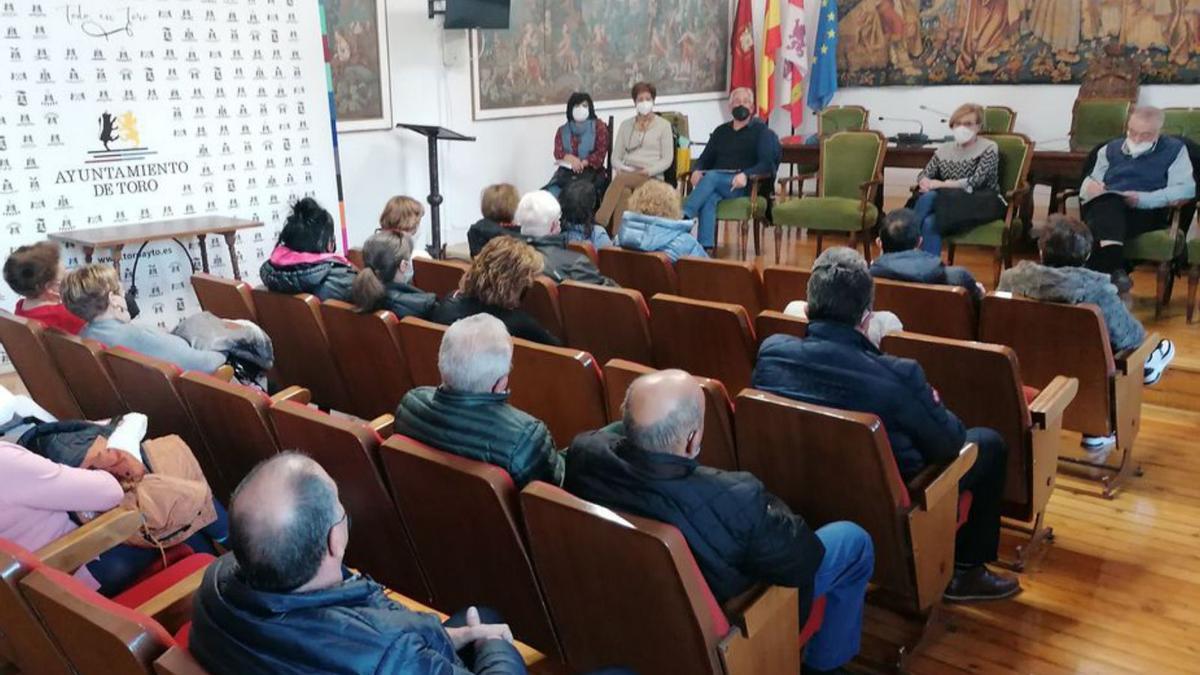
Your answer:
[3,241,85,334]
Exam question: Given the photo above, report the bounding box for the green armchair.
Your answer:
[983,106,1016,134]
[772,130,887,264]
[1163,107,1200,144]
[943,133,1035,287]
[787,106,871,197]
[678,171,771,260]
[1069,98,1132,153]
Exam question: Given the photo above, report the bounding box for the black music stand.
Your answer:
[396,123,476,258]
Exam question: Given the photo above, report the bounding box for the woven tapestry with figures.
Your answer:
[837,0,1200,86]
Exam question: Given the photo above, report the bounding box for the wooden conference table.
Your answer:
[50,216,262,280]
[780,141,1087,220]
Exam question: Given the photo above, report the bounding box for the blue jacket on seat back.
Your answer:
[190,554,526,675]
[617,212,708,262]
[751,321,967,481]
[869,249,983,303]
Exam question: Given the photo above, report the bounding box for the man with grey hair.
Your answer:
[1080,105,1195,292]
[566,370,874,674]
[191,452,525,674]
[753,247,1019,603]
[394,314,564,488]
[682,86,782,251]
[515,190,615,286]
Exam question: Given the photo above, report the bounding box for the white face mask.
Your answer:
[635,100,654,116]
[952,125,977,145]
[572,105,590,123]
[1126,138,1154,156]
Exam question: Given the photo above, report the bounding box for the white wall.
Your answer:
[336,0,1200,250]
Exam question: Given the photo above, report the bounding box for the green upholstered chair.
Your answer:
[1163,107,1200,144]
[787,106,871,194]
[944,133,1035,287]
[1187,236,1200,323]
[1069,98,1132,153]
[983,106,1016,134]
[711,180,771,259]
[772,130,887,264]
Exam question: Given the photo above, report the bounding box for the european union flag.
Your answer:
[807,0,839,111]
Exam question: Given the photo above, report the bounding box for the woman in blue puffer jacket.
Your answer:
[616,179,708,262]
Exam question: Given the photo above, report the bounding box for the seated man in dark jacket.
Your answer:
[566,370,873,675]
[870,208,984,303]
[752,247,1019,603]
[395,313,564,488]
[516,190,617,287]
[190,452,525,675]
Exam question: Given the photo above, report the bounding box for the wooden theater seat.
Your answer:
[251,289,351,411]
[754,310,809,342]
[762,265,810,311]
[558,280,653,366]
[320,300,414,419]
[520,483,801,675]
[42,330,129,421]
[873,277,977,340]
[566,240,599,265]
[980,293,1157,498]
[649,295,757,395]
[0,311,83,419]
[598,247,678,300]
[101,348,220,489]
[189,273,256,322]
[881,332,1078,568]
[412,258,470,297]
[509,338,608,448]
[676,257,765,317]
[177,372,310,505]
[379,435,560,657]
[520,276,566,344]
[735,390,977,616]
[397,316,447,388]
[0,509,141,675]
[268,401,431,603]
[603,359,739,472]
[346,247,365,269]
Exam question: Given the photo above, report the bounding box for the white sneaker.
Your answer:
[1143,339,1176,386]
[1081,434,1116,450]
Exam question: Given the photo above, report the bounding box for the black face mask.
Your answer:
[731,105,752,122]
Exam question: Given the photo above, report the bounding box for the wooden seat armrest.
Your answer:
[1006,183,1032,202]
[368,413,394,438]
[1029,376,1079,430]
[778,173,818,198]
[35,508,142,573]
[1056,188,1082,213]
[718,585,800,675]
[910,443,978,511]
[1114,332,1160,375]
[154,646,209,675]
[135,566,208,635]
[213,365,235,382]
[269,385,311,406]
[859,179,884,194]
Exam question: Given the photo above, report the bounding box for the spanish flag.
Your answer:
[757,0,782,120]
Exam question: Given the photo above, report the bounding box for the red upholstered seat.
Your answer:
[958,492,973,530]
[1023,385,1041,405]
[27,564,176,649]
[174,623,191,648]
[799,595,826,646]
[112,553,214,609]
[124,545,195,590]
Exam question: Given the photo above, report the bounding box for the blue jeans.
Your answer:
[683,171,747,248]
[806,521,874,670]
[913,190,941,255]
[88,498,230,596]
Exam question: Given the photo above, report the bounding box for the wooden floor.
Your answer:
[713,219,1200,674]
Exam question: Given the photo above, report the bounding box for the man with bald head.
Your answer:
[190,452,525,675]
[566,371,873,675]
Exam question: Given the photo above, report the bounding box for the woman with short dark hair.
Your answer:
[559,179,613,249]
[543,92,610,202]
[596,81,675,232]
[259,197,356,301]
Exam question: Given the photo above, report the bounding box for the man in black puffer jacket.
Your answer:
[869,208,984,303]
[565,370,873,675]
[516,190,617,287]
[190,452,525,675]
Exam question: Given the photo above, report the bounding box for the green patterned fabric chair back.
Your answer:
[1163,108,1200,143]
[1070,99,1131,152]
[985,133,1033,195]
[820,131,884,200]
[983,107,1016,134]
[818,106,868,138]
[657,111,690,141]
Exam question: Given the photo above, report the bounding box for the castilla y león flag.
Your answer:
[782,0,808,128]
[730,0,756,94]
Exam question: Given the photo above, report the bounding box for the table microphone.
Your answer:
[877,115,929,146]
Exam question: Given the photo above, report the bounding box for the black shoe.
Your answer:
[1111,269,1133,294]
[943,565,1021,603]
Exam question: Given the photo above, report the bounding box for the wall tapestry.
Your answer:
[322,0,392,131]
[472,0,730,119]
[837,0,1200,86]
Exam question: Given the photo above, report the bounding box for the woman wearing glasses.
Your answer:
[595,81,675,233]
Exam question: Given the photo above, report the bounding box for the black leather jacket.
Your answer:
[258,259,356,302]
[526,234,617,287]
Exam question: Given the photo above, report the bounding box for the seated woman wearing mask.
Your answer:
[595,82,674,232]
[544,92,610,201]
[351,231,437,319]
[910,103,1004,255]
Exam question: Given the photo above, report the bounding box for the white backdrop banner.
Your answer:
[0,0,342,369]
